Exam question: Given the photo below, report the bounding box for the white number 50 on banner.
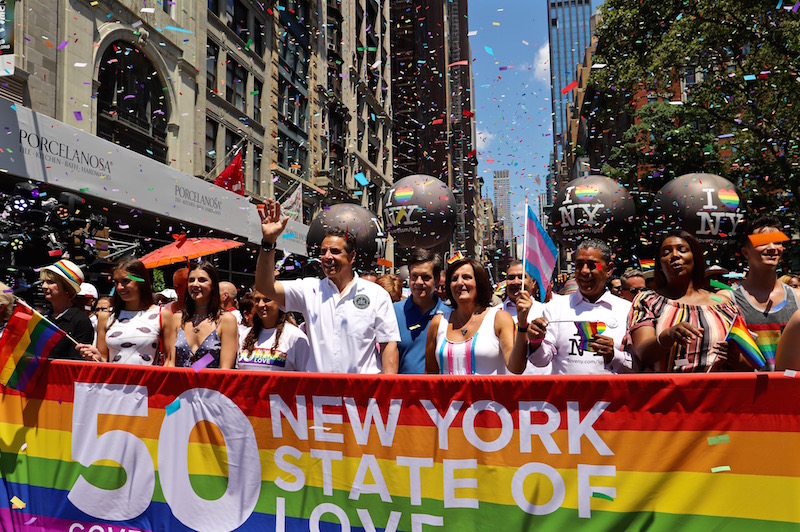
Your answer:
[68,382,262,530]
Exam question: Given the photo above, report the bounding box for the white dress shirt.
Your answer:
[529,289,632,374]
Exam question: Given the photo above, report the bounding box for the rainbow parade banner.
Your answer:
[1,362,800,530]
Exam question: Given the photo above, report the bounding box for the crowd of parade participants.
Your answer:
[6,198,800,376]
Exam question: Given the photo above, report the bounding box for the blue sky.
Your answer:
[468,0,602,238]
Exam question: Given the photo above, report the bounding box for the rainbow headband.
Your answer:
[51,261,81,286]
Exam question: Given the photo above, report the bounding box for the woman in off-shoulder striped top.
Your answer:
[624,230,741,373]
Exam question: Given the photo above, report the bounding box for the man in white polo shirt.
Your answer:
[255,199,400,373]
[525,239,632,374]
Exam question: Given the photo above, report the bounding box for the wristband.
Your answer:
[260,239,277,252]
[517,324,528,332]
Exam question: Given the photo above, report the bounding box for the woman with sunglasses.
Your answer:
[238,288,310,371]
[624,230,739,372]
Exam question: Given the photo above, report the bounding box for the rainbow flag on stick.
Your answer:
[0,302,66,392]
[575,321,606,351]
[726,314,766,370]
[523,202,558,303]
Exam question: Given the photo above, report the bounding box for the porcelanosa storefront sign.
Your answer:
[0,102,263,244]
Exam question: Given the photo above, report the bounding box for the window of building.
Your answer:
[225,0,235,26]
[278,76,308,131]
[226,60,247,112]
[277,135,308,178]
[205,118,218,173]
[229,0,249,41]
[253,145,262,196]
[254,21,266,56]
[278,0,310,82]
[97,41,169,164]
[253,78,263,123]
[207,40,219,92]
[208,0,219,16]
[684,67,696,86]
[162,0,171,14]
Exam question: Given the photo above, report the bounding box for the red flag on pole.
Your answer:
[214,150,244,195]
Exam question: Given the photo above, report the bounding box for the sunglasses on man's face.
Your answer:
[624,287,645,295]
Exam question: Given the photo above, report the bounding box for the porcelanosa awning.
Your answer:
[0,102,308,256]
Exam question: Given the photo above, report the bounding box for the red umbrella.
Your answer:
[139,235,244,268]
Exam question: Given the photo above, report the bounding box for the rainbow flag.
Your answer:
[523,203,558,303]
[0,303,65,392]
[748,322,782,369]
[639,258,655,272]
[575,321,606,351]
[726,314,766,370]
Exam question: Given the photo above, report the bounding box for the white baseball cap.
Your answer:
[156,288,177,301]
[78,282,98,299]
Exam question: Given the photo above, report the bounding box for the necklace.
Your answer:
[455,309,483,336]
[191,313,210,333]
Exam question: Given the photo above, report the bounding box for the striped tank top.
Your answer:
[734,283,799,371]
[434,306,507,375]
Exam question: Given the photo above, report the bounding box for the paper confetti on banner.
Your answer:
[707,434,730,445]
[191,353,215,372]
[165,398,181,416]
[10,496,25,509]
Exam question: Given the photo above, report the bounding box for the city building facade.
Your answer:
[390,0,480,259]
[1,0,394,283]
[493,169,512,244]
[546,0,593,195]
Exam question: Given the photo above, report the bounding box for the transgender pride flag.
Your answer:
[523,202,558,303]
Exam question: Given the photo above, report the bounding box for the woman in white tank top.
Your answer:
[425,258,530,375]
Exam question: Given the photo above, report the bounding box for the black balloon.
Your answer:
[306,203,386,269]
[550,175,636,245]
[650,173,746,246]
[383,174,456,249]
